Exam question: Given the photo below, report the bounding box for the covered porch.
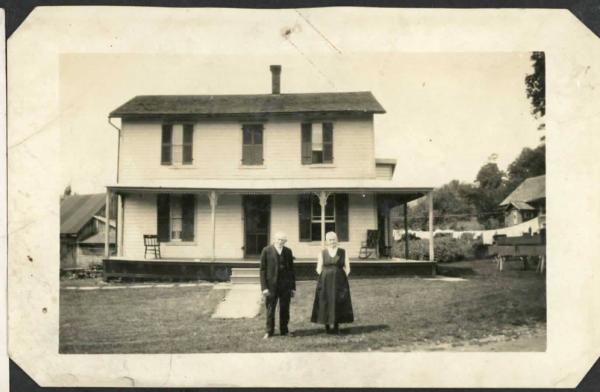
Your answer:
[102,179,436,279]
[103,257,437,281]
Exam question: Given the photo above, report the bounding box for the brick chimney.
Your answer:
[270,65,281,94]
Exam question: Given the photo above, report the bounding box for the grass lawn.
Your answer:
[59,259,546,353]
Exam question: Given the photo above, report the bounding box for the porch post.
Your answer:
[428,191,434,262]
[318,191,330,247]
[104,190,111,258]
[117,193,124,256]
[208,191,219,261]
[404,203,409,259]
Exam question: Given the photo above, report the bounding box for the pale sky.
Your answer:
[60,52,541,194]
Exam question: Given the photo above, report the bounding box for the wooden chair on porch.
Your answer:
[143,234,161,259]
[358,230,380,259]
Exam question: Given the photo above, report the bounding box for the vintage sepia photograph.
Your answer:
[58,51,547,354]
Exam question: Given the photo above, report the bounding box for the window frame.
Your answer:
[310,194,336,242]
[241,123,265,166]
[161,123,194,166]
[301,121,334,165]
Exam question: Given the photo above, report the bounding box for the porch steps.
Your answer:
[230,267,260,284]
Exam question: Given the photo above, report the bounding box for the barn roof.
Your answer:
[500,175,546,206]
[60,194,106,235]
[109,92,386,118]
[505,201,536,211]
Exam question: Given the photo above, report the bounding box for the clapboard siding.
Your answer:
[118,118,376,182]
[121,193,376,259]
[375,164,394,179]
[122,194,244,259]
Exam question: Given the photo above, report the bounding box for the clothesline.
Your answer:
[392,216,543,245]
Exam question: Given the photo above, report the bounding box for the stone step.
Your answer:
[230,275,261,284]
[231,268,260,277]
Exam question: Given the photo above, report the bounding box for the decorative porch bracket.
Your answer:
[428,191,434,262]
[316,191,332,247]
[208,191,219,261]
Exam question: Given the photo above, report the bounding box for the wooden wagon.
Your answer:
[489,230,546,273]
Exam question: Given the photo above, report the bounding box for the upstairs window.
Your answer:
[161,124,193,165]
[242,124,264,165]
[301,122,333,164]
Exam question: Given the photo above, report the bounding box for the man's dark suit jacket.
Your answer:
[259,245,296,293]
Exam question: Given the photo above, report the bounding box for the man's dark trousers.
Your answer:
[265,281,291,335]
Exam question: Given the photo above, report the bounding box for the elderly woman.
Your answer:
[310,231,354,334]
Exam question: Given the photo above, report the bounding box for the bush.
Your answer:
[392,235,484,262]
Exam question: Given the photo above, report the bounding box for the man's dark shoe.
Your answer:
[263,333,273,339]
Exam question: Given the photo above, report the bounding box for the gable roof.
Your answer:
[60,194,106,235]
[505,201,535,211]
[109,92,385,118]
[500,175,545,206]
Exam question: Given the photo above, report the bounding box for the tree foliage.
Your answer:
[506,144,546,193]
[406,146,545,230]
[525,52,545,118]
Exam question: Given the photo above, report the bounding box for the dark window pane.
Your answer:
[157,194,170,242]
[253,128,263,144]
[325,195,335,217]
[301,123,312,164]
[323,143,333,163]
[325,222,336,234]
[161,124,172,165]
[183,145,193,164]
[312,151,323,164]
[243,127,252,144]
[311,195,321,218]
[181,194,195,241]
[311,223,321,241]
[183,124,194,143]
[298,194,312,241]
[322,122,333,142]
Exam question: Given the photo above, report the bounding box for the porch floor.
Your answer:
[102,257,436,281]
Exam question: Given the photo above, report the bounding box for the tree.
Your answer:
[525,52,545,140]
[525,52,545,118]
[406,180,476,230]
[475,162,505,190]
[506,144,546,192]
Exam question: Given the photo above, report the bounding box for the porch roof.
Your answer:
[108,178,433,196]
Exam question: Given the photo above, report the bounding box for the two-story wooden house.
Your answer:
[102,65,436,280]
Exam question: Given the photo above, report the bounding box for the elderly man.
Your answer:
[260,232,296,339]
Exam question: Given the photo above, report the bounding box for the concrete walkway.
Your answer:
[211,284,263,319]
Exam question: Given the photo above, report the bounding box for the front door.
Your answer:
[243,195,271,258]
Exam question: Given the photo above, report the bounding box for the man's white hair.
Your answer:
[325,231,338,241]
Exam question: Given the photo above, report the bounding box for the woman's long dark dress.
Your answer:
[311,248,354,325]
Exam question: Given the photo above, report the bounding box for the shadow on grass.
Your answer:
[437,265,477,277]
[294,324,389,337]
